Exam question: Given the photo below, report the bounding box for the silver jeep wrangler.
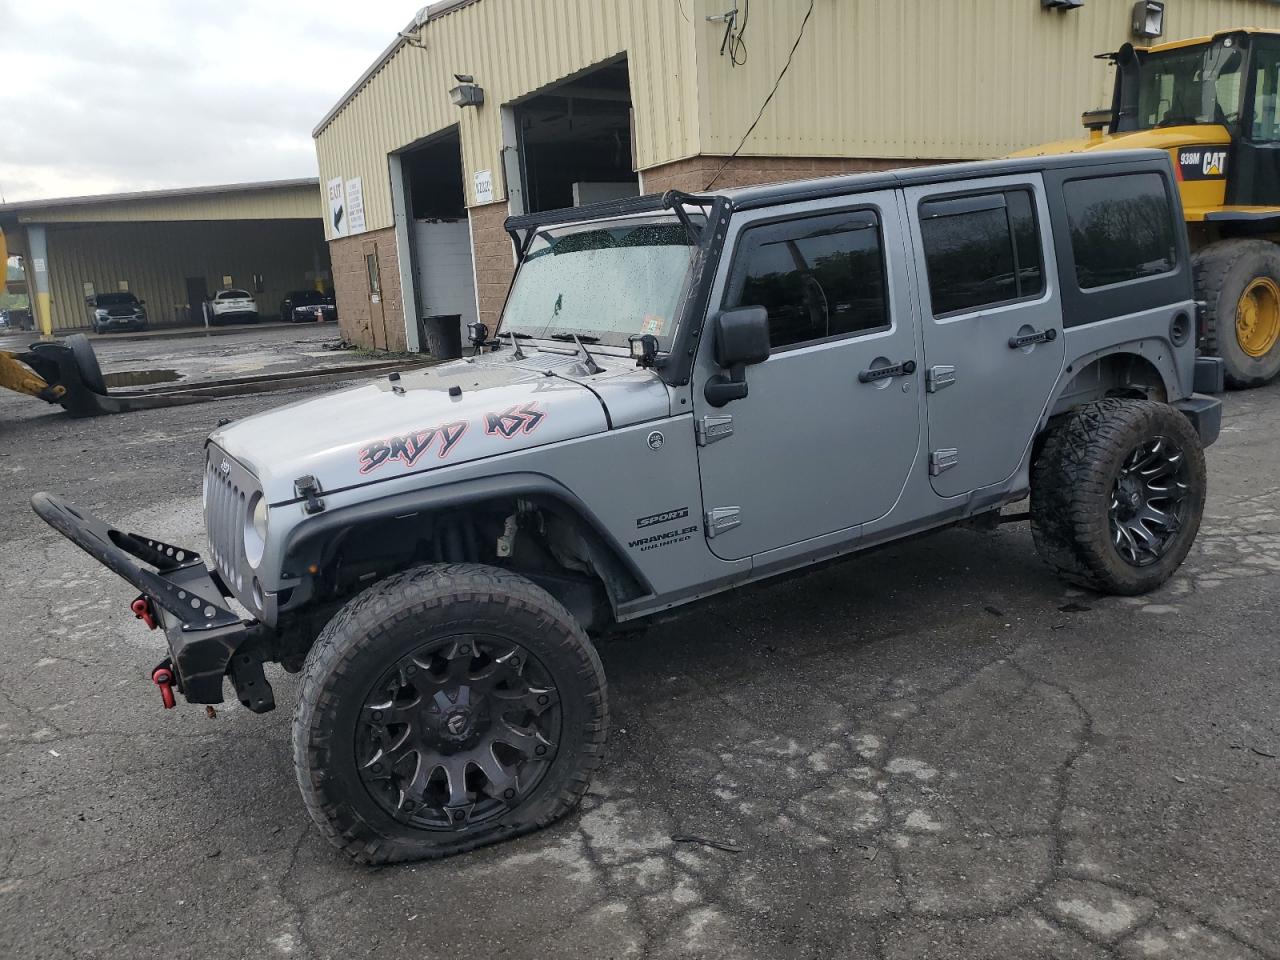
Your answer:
[35,149,1223,863]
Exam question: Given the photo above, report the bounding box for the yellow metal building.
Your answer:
[314,0,1280,352]
[0,180,329,335]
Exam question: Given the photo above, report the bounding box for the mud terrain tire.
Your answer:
[1031,399,1206,595]
[293,563,607,864]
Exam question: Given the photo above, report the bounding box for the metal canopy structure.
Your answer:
[0,180,328,335]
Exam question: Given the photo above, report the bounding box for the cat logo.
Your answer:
[1177,147,1228,181]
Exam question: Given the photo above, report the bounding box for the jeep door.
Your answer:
[903,176,1065,499]
[693,194,922,562]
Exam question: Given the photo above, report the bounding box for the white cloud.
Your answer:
[0,0,414,201]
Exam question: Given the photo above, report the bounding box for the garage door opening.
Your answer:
[515,58,638,213]
[402,126,478,351]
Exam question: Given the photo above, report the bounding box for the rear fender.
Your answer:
[1046,343,1179,421]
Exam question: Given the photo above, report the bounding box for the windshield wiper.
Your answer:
[549,332,600,342]
[501,331,534,339]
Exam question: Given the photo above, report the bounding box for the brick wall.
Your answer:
[639,155,934,195]
[329,226,407,352]
[469,200,515,331]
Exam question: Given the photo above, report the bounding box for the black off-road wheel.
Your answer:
[1031,399,1206,596]
[1194,238,1280,388]
[293,563,607,864]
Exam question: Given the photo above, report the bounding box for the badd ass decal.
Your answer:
[358,421,469,474]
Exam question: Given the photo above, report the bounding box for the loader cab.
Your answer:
[1109,30,1280,206]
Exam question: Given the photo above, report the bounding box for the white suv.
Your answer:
[208,289,259,325]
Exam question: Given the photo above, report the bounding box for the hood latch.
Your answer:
[295,475,326,515]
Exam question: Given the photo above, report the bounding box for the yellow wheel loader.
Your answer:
[1015,28,1280,387]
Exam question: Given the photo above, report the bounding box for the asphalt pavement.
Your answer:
[0,339,1277,959]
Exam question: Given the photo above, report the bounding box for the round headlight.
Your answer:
[252,495,268,540]
[244,493,268,567]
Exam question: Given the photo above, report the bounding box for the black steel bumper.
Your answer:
[30,492,272,709]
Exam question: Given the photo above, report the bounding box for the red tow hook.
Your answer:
[131,596,157,630]
[151,665,177,709]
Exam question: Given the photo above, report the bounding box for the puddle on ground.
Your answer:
[103,369,183,388]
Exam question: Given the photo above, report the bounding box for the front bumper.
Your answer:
[31,492,273,710]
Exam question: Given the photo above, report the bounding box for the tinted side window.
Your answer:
[919,190,1044,317]
[1008,191,1044,299]
[727,210,889,350]
[1063,174,1176,289]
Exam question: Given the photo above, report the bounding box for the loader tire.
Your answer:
[64,334,107,396]
[1193,238,1280,388]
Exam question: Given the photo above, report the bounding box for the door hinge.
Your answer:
[929,449,959,476]
[927,365,956,393]
[705,506,741,537]
[696,414,734,446]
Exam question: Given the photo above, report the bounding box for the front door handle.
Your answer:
[858,359,917,383]
[1008,328,1058,349]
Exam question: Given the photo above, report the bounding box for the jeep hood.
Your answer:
[209,348,671,504]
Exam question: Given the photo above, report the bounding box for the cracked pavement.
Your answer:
[1,336,1278,959]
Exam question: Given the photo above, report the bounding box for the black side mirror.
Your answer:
[714,306,770,367]
[705,306,770,407]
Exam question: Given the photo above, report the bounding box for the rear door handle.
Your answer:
[858,359,917,383]
[1008,328,1058,349]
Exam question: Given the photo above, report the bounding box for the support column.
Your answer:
[25,224,52,337]
[388,153,421,353]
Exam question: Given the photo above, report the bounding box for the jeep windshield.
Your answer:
[1132,37,1244,129]
[499,216,698,349]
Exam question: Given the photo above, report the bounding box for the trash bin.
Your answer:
[420,314,463,360]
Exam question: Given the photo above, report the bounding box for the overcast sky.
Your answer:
[0,0,421,202]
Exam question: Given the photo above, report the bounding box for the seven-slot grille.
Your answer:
[204,446,256,598]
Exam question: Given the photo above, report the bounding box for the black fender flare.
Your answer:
[278,472,653,613]
[1044,341,1181,423]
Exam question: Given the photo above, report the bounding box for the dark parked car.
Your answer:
[279,290,337,323]
[88,292,147,333]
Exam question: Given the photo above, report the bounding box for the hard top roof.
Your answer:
[506,149,1171,234]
